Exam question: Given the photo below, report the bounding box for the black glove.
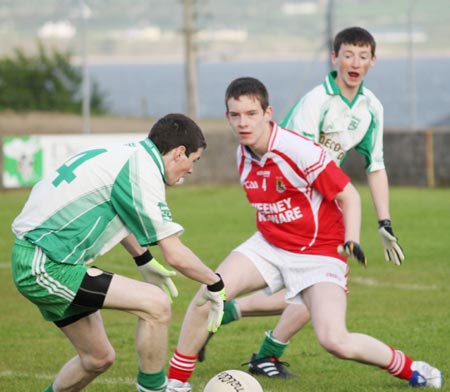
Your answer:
[338,241,367,267]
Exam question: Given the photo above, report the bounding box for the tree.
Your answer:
[0,42,107,114]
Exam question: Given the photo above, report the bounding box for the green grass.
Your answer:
[1,185,450,391]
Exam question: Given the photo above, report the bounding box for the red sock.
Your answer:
[385,347,413,380]
[168,350,198,382]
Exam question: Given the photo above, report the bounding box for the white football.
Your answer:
[203,369,263,392]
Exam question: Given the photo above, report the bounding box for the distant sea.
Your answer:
[89,57,450,129]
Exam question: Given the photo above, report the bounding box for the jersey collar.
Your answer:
[139,138,167,183]
[323,71,364,106]
[323,71,365,101]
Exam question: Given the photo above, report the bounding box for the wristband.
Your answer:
[207,273,224,292]
[133,249,152,266]
[378,219,391,228]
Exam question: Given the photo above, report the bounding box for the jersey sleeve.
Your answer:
[355,92,385,172]
[280,91,322,142]
[312,160,350,201]
[111,149,183,246]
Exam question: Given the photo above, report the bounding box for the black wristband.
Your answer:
[133,249,152,266]
[207,273,224,292]
[378,219,391,228]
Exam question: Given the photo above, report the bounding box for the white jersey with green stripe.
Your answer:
[281,71,384,172]
[12,138,183,265]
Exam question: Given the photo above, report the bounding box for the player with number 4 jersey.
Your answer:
[11,113,226,392]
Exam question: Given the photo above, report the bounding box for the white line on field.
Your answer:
[0,370,134,385]
[0,262,10,269]
[350,276,438,290]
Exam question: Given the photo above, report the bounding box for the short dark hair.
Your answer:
[148,113,206,156]
[333,27,376,57]
[225,77,269,112]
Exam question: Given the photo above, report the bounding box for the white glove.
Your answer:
[195,275,226,333]
[137,257,178,302]
[378,220,405,266]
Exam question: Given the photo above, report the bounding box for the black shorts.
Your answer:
[54,267,114,328]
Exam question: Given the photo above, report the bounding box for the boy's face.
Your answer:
[226,95,272,151]
[332,43,376,90]
[164,146,204,186]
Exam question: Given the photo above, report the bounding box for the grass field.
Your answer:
[1,185,449,391]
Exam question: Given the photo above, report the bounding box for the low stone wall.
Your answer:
[1,112,449,187]
[188,128,450,187]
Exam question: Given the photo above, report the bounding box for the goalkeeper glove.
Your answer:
[134,250,178,302]
[195,274,226,333]
[378,219,404,266]
[338,241,367,267]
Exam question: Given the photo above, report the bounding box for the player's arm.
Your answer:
[121,234,178,301]
[367,170,404,265]
[157,234,226,332]
[335,182,367,267]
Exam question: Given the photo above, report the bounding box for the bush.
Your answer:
[0,42,107,114]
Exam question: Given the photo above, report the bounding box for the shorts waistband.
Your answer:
[14,237,36,248]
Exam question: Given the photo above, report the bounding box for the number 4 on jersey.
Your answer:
[52,148,107,187]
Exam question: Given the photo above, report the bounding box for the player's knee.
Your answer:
[316,332,350,359]
[140,286,171,325]
[81,347,116,374]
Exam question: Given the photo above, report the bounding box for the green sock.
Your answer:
[222,299,241,325]
[136,369,166,391]
[42,385,53,392]
[256,330,289,359]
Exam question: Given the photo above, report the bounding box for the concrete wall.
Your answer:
[188,129,450,187]
[1,112,449,187]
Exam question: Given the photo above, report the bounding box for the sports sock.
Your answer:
[168,350,197,382]
[42,385,53,392]
[221,300,241,325]
[136,369,167,392]
[255,330,289,359]
[384,347,414,380]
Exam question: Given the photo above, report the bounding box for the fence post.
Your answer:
[425,129,435,188]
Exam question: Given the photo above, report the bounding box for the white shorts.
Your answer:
[233,232,349,304]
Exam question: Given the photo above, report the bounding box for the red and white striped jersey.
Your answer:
[237,122,350,259]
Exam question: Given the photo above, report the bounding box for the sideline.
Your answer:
[0,370,134,385]
[350,276,438,291]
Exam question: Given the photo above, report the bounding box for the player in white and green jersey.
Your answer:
[281,69,384,171]
[11,113,226,392]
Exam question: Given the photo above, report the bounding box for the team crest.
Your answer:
[276,178,286,193]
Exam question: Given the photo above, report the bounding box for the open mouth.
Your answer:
[348,71,360,79]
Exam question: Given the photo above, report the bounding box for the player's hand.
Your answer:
[338,241,367,267]
[195,274,226,333]
[378,219,404,266]
[138,257,178,302]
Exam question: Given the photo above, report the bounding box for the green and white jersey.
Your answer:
[12,138,183,265]
[281,71,384,172]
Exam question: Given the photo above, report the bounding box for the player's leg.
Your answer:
[102,272,171,391]
[245,303,310,378]
[303,282,442,388]
[167,250,267,391]
[223,289,287,324]
[50,311,115,391]
[199,288,290,362]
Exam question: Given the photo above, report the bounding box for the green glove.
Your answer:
[195,274,226,333]
[134,250,178,302]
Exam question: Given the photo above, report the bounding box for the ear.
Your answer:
[173,145,186,160]
[331,51,337,66]
[264,105,273,120]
